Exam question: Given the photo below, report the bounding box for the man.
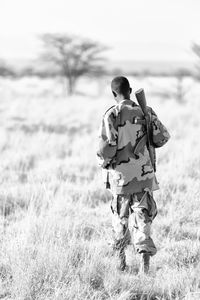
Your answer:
[97,76,170,273]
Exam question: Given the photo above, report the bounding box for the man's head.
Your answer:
[111,76,132,101]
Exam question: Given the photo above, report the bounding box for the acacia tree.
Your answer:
[0,59,15,77]
[40,33,107,95]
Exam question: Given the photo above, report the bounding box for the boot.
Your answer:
[117,249,126,271]
[140,252,150,274]
[112,239,127,271]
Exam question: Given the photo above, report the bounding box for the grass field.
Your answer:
[0,76,199,300]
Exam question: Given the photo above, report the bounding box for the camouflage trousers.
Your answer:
[111,190,157,256]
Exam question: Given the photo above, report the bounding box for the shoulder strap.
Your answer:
[103,105,115,117]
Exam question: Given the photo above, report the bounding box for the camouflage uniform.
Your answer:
[97,99,170,257]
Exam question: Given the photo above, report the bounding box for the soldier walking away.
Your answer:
[97,76,170,273]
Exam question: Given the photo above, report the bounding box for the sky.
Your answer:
[0,0,200,62]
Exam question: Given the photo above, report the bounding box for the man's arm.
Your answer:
[150,108,170,148]
[97,110,118,168]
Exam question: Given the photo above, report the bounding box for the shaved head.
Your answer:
[111,76,131,96]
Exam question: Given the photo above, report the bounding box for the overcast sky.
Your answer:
[0,0,199,61]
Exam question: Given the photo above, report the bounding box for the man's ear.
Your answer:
[130,87,132,94]
[112,91,117,97]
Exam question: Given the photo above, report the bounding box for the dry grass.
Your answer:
[0,76,199,299]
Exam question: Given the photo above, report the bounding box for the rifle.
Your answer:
[135,88,156,172]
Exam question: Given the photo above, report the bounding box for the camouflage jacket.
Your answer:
[97,99,170,194]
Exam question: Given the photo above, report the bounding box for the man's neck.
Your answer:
[122,94,130,100]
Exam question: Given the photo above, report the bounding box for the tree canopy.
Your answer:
[40,33,107,94]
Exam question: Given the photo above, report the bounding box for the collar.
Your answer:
[119,98,131,103]
[119,99,136,105]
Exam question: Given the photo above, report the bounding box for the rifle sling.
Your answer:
[133,117,146,125]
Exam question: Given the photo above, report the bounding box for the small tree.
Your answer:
[39,33,107,95]
[192,42,200,79]
[173,68,192,104]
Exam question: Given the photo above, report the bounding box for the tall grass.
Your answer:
[0,76,199,299]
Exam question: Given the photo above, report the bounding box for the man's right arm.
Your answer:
[97,110,118,169]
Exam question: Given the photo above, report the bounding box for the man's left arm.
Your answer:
[150,108,170,148]
[97,111,118,169]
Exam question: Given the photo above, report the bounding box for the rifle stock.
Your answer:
[135,88,148,115]
[135,88,156,172]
